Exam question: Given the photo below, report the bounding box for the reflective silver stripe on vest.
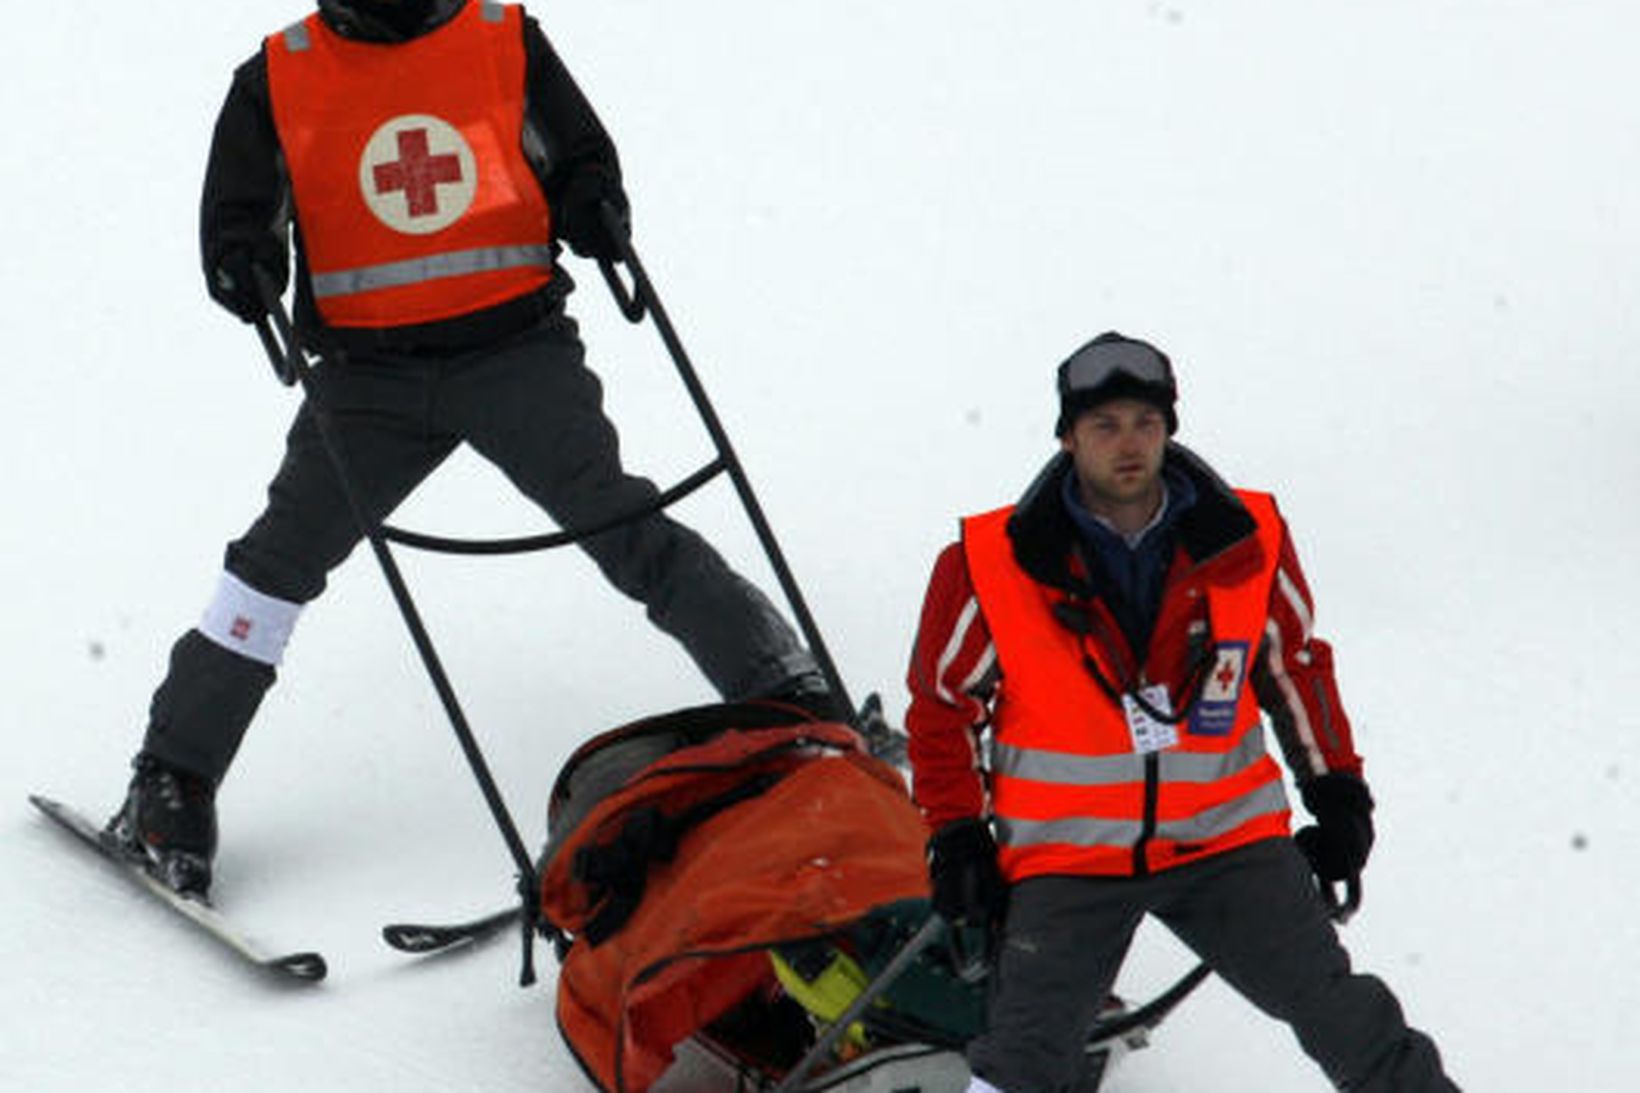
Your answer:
[994,730,1269,788]
[1159,731,1271,784]
[996,777,1287,853]
[282,20,311,52]
[993,743,1143,787]
[1154,779,1290,845]
[310,245,553,299]
[995,815,1144,851]
[481,1,505,22]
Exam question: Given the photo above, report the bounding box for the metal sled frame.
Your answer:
[681,910,1205,1093]
[250,206,848,984]
[768,915,944,1093]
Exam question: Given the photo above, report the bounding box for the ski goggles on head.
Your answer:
[1056,337,1174,398]
[1054,334,1178,435]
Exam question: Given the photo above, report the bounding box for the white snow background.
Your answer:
[4,1,1638,1089]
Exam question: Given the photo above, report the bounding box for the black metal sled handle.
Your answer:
[771,915,946,1093]
[593,199,854,717]
[252,269,300,387]
[249,270,725,561]
[378,459,725,556]
[250,273,546,988]
[1085,960,1214,1049]
[1071,869,1361,1053]
[255,316,298,387]
[1321,873,1363,925]
[598,253,646,323]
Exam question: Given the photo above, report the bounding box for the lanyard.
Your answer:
[1050,595,1215,725]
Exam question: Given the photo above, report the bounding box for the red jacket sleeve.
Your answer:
[905,542,999,830]
[1253,517,1365,782]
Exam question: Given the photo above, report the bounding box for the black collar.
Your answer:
[1005,442,1259,596]
[317,0,466,43]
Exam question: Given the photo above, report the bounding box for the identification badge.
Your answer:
[1189,641,1250,737]
[1123,684,1178,755]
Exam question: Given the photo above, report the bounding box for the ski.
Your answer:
[29,794,327,982]
[382,906,521,954]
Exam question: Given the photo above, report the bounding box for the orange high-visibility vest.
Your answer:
[265,2,554,328]
[962,490,1291,881]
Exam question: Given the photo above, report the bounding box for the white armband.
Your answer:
[198,571,303,667]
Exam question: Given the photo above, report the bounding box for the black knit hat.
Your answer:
[321,0,446,39]
[1054,332,1178,436]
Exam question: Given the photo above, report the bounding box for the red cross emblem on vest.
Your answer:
[358,114,479,235]
[372,129,463,218]
[1202,643,1248,703]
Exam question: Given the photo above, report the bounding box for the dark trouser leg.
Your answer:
[1156,840,1458,1092]
[142,363,456,784]
[143,631,276,784]
[966,876,1146,1093]
[449,327,815,699]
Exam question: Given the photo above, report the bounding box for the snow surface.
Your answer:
[5,2,1638,1089]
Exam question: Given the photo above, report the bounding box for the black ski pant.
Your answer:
[141,318,815,783]
[966,839,1458,1093]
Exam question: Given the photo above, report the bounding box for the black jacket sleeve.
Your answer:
[521,15,623,207]
[199,50,291,310]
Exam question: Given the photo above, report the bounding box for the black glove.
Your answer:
[928,818,1007,929]
[1294,773,1375,883]
[208,241,285,324]
[555,164,631,261]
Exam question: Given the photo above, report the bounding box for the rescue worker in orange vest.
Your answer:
[906,333,1460,1092]
[103,0,836,897]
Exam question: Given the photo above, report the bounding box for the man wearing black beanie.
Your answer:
[907,332,1459,1092]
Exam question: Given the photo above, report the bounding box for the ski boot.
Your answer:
[851,692,908,766]
[762,670,840,715]
[762,676,909,765]
[105,753,218,898]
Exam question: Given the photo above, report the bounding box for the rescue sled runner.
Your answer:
[537,702,1165,1093]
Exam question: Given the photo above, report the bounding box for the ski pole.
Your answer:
[250,276,545,987]
[594,202,854,717]
[1085,961,1213,1051]
[1077,868,1362,1055]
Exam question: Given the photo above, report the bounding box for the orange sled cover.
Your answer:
[540,713,931,1093]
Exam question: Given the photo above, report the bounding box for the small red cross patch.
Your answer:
[230,616,253,641]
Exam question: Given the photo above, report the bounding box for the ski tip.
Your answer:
[269,951,329,981]
[382,923,458,954]
[382,908,521,955]
[28,794,103,842]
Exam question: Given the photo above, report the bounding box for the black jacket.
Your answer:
[200,0,621,353]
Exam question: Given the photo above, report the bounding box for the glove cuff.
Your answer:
[928,817,996,862]
[1299,772,1374,820]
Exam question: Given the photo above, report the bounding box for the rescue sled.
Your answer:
[253,199,1210,1090]
[537,702,1194,1093]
